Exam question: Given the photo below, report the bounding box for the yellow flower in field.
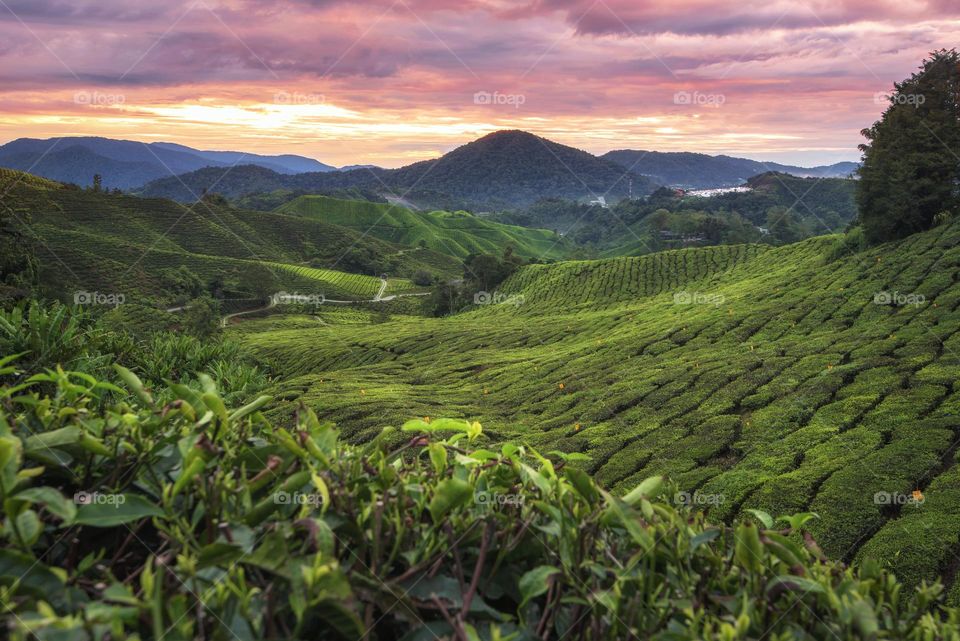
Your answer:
[913,489,924,502]
[574,423,582,431]
[558,382,565,390]
[424,416,431,423]
[827,364,833,370]
[360,389,366,396]
[483,388,489,395]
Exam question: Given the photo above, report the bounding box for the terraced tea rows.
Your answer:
[237,220,960,596]
[267,263,386,298]
[277,194,572,260]
[2,172,456,304]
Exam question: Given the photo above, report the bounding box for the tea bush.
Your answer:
[1,359,959,640]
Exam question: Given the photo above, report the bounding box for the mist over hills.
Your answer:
[1,132,861,209]
[138,130,660,209]
[601,149,858,189]
[136,130,859,210]
[0,137,337,190]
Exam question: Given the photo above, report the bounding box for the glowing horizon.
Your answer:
[1,0,957,168]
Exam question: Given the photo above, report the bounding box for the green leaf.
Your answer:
[74,494,164,527]
[428,478,473,522]
[229,395,272,422]
[734,522,765,574]
[691,528,721,550]
[197,543,244,570]
[622,476,664,506]
[565,468,598,503]
[16,486,77,523]
[0,549,67,607]
[745,509,774,529]
[427,443,448,474]
[15,509,42,547]
[851,599,879,640]
[114,365,153,407]
[766,575,826,596]
[779,512,820,532]
[519,565,560,607]
[23,426,81,452]
[312,601,365,640]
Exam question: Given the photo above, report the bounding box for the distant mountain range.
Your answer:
[139,130,659,209]
[601,150,858,189]
[0,137,336,190]
[1,132,860,208]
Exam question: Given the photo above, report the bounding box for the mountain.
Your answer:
[138,130,659,209]
[601,149,858,189]
[0,137,336,190]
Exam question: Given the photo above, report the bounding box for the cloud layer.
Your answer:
[0,0,956,166]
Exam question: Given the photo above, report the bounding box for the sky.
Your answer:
[0,0,957,168]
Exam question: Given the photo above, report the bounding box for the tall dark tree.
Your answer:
[857,50,960,244]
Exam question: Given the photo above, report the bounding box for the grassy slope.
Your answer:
[237,220,960,593]
[277,194,572,260]
[3,173,456,302]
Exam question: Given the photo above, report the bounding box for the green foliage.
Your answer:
[278,194,572,260]
[2,366,959,640]
[858,49,960,243]
[0,301,266,404]
[0,171,38,300]
[238,217,960,589]
[426,249,525,316]
[3,175,459,305]
[0,301,111,374]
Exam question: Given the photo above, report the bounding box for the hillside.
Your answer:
[602,149,858,189]
[1,171,458,304]
[0,136,336,190]
[138,130,659,209]
[277,194,573,260]
[237,219,960,595]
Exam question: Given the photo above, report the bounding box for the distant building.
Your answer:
[589,196,608,208]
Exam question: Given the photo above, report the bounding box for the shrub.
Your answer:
[1,362,958,640]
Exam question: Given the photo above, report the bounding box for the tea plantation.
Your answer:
[276,195,572,260]
[237,218,960,596]
[1,173,449,304]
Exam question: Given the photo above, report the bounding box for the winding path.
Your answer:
[217,277,429,326]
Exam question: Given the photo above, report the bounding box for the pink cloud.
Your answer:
[0,0,956,165]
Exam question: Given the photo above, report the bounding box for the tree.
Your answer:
[412,270,434,287]
[857,50,960,244]
[92,174,102,192]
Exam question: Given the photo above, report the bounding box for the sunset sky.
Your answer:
[1,0,957,168]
